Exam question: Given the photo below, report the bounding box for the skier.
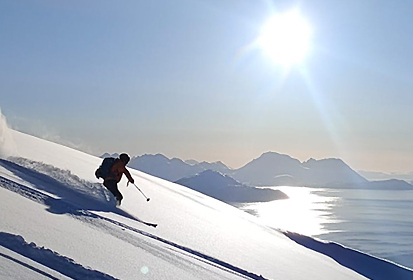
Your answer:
[102,153,134,206]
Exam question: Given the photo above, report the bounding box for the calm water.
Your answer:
[236,186,413,269]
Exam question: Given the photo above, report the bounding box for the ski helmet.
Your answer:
[119,153,130,164]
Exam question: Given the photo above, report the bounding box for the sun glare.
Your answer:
[258,10,312,66]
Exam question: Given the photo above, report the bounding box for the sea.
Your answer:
[235,186,413,269]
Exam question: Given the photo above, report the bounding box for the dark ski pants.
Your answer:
[103,180,123,201]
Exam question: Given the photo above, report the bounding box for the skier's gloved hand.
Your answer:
[130,178,134,184]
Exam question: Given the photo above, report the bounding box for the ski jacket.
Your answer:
[104,158,134,183]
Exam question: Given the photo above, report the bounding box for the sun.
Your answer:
[257,10,312,66]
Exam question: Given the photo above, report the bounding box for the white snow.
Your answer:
[0,108,16,159]
[0,121,405,279]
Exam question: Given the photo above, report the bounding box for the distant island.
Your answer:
[358,170,413,185]
[175,170,288,203]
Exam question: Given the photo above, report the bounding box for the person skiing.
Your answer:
[102,153,134,206]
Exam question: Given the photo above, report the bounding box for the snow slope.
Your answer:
[0,128,406,279]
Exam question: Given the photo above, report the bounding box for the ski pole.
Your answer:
[132,183,150,202]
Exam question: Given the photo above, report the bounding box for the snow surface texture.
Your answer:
[0,118,411,279]
[7,157,115,206]
[0,232,116,280]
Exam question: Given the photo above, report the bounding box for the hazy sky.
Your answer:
[1,0,412,172]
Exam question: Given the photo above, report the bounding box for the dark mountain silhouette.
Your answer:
[301,158,367,186]
[127,154,201,182]
[175,170,288,203]
[231,152,306,186]
[125,154,232,182]
[231,152,367,186]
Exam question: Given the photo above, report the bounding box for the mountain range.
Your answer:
[102,152,231,182]
[230,152,367,186]
[102,151,413,190]
[103,152,363,185]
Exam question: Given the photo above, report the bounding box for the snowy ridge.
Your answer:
[0,174,266,279]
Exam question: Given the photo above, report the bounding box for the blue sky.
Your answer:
[1,0,412,172]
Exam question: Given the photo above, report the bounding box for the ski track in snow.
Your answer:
[0,251,61,280]
[0,232,118,280]
[0,165,268,280]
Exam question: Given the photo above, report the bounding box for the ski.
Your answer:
[144,222,158,228]
[113,206,157,228]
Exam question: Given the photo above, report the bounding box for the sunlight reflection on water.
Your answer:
[237,186,340,236]
[236,187,413,269]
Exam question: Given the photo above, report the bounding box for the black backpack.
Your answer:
[95,157,116,179]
